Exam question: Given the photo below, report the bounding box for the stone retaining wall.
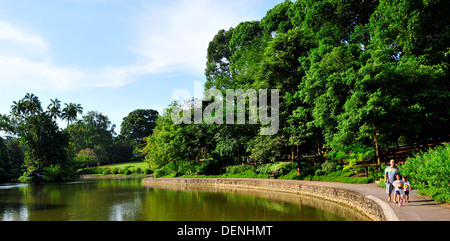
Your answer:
[143,178,395,221]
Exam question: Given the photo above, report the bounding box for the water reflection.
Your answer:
[1,205,29,221]
[0,177,368,221]
[0,183,28,190]
[142,183,370,221]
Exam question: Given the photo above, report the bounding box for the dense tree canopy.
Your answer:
[142,0,450,171]
[120,109,159,146]
[3,94,74,182]
[1,0,448,183]
[0,94,137,182]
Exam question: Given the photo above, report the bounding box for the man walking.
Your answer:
[385,159,400,202]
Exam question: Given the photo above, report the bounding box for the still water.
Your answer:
[0,177,367,221]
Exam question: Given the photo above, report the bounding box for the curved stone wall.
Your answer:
[142,178,398,221]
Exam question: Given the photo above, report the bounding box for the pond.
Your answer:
[0,177,368,221]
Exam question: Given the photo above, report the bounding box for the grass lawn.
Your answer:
[102,162,150,172]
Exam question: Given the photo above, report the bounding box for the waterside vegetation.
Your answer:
[138,0,450,203]
[0,0,449,205]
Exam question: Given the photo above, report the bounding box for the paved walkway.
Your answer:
[284,179,450,221]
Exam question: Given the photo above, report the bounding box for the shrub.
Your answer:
[279,169,299,180]
[326,143,375,171]
[75,148,99,168]
[123,169,132,175]
[44,164,77,182]
[111,168,120,175]
[256,162,298,175]
[322,161,336,174]
[315,160,339,176]
[226,165,251,174]
[154,166,174,178]
[78,167,103,175]
[198,159,222,175]
[176,161,199,176]
[400,144,450,203]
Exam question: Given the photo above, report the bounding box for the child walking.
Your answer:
[392,174,404,206]
[403,176,411,203]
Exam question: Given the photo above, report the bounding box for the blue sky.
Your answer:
[0,0,285,132]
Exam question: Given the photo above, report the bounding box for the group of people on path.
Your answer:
[384,159,411,207]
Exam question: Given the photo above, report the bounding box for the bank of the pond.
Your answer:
[142,177,395,221]
[80,174,152,179]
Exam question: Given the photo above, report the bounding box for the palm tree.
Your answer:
[47,99,62,120]
[23,93,42,116]
[75,103,83,117]
[62,103,83,127]
[11,93,42,117]
[0,114,10,132]
[11,100,25,117]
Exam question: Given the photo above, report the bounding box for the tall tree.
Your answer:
[80,111,116,165]
[229,21,268,90]
[47,99,62,120]
[120,109,159,147]
[0,137,11,181]
[140,104,184,170]
[9,94,72,183]
[261,0,293,37]
[62,103,83,127]
[205,28,234,90]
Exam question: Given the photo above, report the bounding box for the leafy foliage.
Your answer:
[7,94,73,183]
[140,1,449,195]
[120,109,159,146]
[400,144,450,203]
[75,148,98,168]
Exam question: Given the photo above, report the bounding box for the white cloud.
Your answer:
[0,53,149,90]
[0,19,141,91]
[0,20,48,50]
[0,0,264,92]
[0,20,81,90]
[133,0,260,75]
[0,54,82,90]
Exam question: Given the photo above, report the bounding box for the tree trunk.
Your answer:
[202,147,207,162]
[292,147,295,162]
[372,121,381,168]
[237,148,240,164]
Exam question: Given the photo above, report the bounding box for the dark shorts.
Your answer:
[404,191,409,196]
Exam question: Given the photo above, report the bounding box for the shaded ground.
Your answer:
[381,142,447,164]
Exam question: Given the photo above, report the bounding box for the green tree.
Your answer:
[261,0,293,36]
[205,28,234,90]
[140,104,184,170]
[142,0,450,176]
[229,21,268,90]
[62,103,83,127]
[68,110,134,165]
[75,148,98,168]
[0,137,11,181]
[9,94,73,183]
[120,109,159,147]
[80,111,115,165]
[47,98,62,120]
